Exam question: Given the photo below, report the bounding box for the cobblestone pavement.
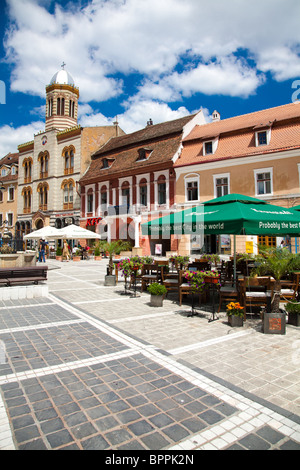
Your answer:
[0,258,299,450]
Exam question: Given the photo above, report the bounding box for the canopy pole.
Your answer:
[233,235,236,287]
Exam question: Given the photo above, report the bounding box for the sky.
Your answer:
[0,0,300,157]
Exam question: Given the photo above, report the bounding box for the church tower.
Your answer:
[45,63,79,131]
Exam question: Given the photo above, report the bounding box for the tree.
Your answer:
[251,246,295,312]
[104,240,132,275]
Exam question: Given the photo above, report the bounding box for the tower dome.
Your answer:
[45,64,79,132]
[50,69,75,87]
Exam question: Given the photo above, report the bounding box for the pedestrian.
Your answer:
[62,239,70,261]
[39,238,48,262]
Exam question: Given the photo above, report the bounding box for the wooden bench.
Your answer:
[0,266,48,286]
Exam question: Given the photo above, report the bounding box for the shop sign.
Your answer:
[87,217,102,226]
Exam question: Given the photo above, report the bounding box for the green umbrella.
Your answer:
[141,194,300,282]
[142,194,300,237]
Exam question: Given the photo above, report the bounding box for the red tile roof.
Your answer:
[81,115,196,184]
[176,102,300,167]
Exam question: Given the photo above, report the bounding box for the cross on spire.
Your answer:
[61,62,66,70]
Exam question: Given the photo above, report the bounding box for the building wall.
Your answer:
[174,151,300,255]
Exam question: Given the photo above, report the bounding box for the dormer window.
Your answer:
[204,141,213,155]
[101,158,115,169]
[137,148,152,161]
[254,122,272,147]
[202,136,219,156]
[257,131,267,146]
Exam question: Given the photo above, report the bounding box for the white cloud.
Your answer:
[4,0,300,106]
[0,121,44,156]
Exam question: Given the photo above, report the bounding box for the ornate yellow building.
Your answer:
[16,66,124,239]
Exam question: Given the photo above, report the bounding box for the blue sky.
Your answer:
[0,0,300,156]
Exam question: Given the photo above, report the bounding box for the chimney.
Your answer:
[212,110,220,122]
[147,118,153,126]
[113,116,119,136]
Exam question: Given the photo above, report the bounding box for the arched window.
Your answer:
[48,98,53,117]
[121,181,130,206]
[37,182,49,211]
[87,188,94,214]
[57,97,65,116]
[61,179,74,209]
[63,146,75,175]
[38,151,49,179]
[139,178,147,207]
[157,175,166,205]
[21,186,32,214]
[23,157,33,183]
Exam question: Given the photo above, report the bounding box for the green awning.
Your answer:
[141,194,300,237]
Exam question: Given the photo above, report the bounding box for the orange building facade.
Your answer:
[174,103,300,256]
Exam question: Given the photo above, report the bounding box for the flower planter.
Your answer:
[56,256,63,261]
[262,312,286,335]
[104,274,116,286]
[72,256,81,262]
[150,295,164,307]
[288,312,300,327]
[204,276,219,284]
[228,315,244,327]
[94,256,102,261]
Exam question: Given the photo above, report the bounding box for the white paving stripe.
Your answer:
[0,348,140,386]
[0,391,15,450]
[0,319,84,335]
[0,302,54,310]
[168,329,253,355]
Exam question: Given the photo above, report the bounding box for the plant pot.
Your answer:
[105,274,116,286]
[150,295,164,307]
[94,256,102,261]
[288,312,300,327]
[205,277,219,284]
[73,256,81,262]
[228,315,244,327]
[262,312,286,335]
[56,256,63,261]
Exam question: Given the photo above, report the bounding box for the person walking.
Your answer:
[38,238,48,262]
[62,239,70,261]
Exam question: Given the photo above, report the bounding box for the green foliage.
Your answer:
[251,246,294,281]
[147,283,167,296]
[94,246,101,256]
[56,246,62,256]
[285,300,300,314]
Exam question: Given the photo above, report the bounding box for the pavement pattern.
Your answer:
[0,258,299,451]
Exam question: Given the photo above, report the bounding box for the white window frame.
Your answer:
[213,173,230,198]
[8,186,14,202]
[154,170,169,210]
[99,181,109,216]
[255,128,271,147]
[85,184,96,215]
[136,174,150,210]
[7,212,13,227]
[184,174,200,203]
[118,176,133,208]
[203,137,219,156]
[254,167,273,196]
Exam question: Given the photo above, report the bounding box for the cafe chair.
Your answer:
[141,264,163,293]
[240,276,273,319]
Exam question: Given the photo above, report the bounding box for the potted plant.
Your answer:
[147,282,167,307]
[226,302,244,327]
[251,246,294,334]
[104,240,132,286]
[73,249,81,261]
[56,246,63,261]
[203,270,220,284]
[94,244,102,260]
[285,300,300,327]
